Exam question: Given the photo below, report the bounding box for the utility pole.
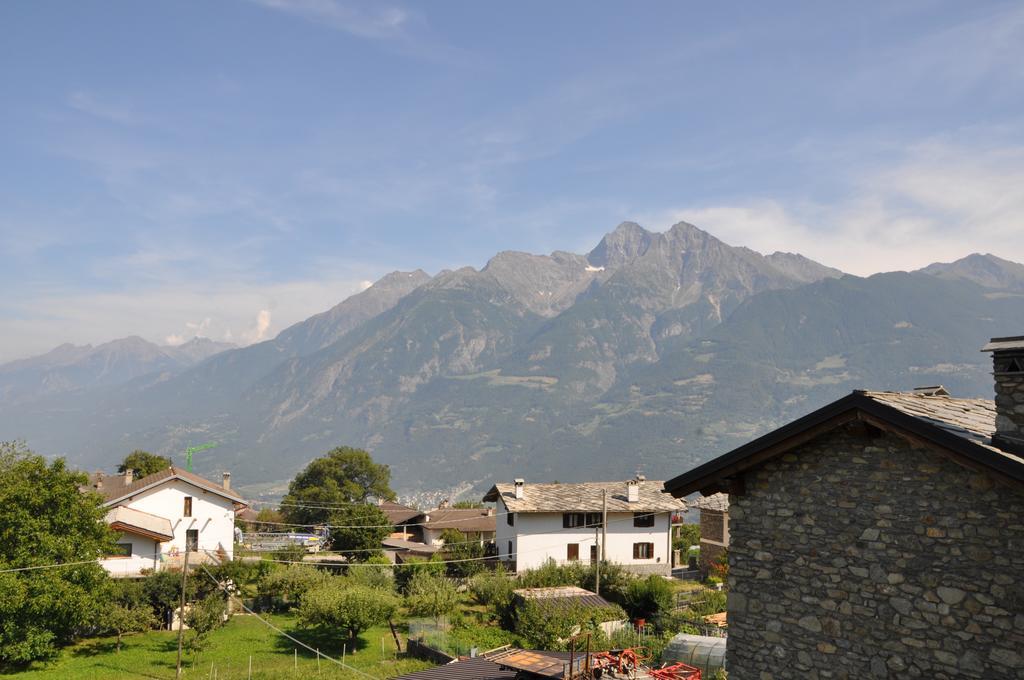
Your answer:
[175,548,190,679]
[597,489,607,596]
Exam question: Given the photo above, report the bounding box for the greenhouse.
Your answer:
[662,633,727,675]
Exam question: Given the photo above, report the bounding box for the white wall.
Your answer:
[495,500,672,575]
[99,533,160,578]
[117,479,238,562]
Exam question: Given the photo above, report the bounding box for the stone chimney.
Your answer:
[222,472,231,491]
[982,335,1024,454]
[514,478,525,500]
[95,472,104,490]
[123,469,134,486]
[626,479,639,503]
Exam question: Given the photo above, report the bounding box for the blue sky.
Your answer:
[1,1,1023,361]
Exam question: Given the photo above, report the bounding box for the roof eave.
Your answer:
[663,391,1024,498]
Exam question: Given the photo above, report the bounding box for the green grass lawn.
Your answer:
[8,613,435,679]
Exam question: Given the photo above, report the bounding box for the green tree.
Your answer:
[117,450,171,478]
[0,441,115,667]
[101,603,157,652]
[404,571,458,621]
[394,555,446,594]
[281,447,395,526]
[298,582,399,641]
[184,594,227,662]
[141,569,197,629]
[673,524,701,552]
[346,555,395,591]
[324,503,391,556]
[451,500,483,509]
[439,528,486,577]
[258,564,329,607]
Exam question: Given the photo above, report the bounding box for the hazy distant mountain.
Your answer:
[0,336,233,405]
[2,221,1022,496]
[919,253,1024,291]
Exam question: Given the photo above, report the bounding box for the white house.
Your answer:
[482,477,686,576]
[86,466,247,577]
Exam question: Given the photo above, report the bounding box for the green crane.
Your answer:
[184,442,218,472]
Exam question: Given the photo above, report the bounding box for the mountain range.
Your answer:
[2,221,1023,497]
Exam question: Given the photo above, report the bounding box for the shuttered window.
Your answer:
[632,542,654,559]
[567,543,580,561]
[183,497,192,517]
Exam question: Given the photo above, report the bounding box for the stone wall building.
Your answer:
[692,492,729,578]
[664,336,1024,679]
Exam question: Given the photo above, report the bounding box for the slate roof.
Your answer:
[691,492,729,513]
[421,508,496,532]
[85,466,247,507]
[483,481,685,513]
[665,389,1024,498]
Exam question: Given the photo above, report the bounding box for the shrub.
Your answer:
[346,556,395,591]
[623,576,674,620]
[685,589,727,618]
[514,599,622,651]
[468,564,515,609]
[394,556,446,594]
[184,595,227,660]
[673,524,700,552]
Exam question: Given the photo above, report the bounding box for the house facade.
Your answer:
[88,466,247,577]
[664,336,1024,678]
[483,477,686,576]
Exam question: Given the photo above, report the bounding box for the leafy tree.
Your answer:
[281,447,395,526]
[673,524,701,552]
[404,571,458,621]
[258,564,329,607]
[298,582,399,641]
[514,599,623,650]
[117,450,171,478]
[439,528,486,577]
[0,441,114,667]
[394,555,446,594]
[324,503,391,556]
[101,603,157,652]
[141,569,197,629]
[184,594,226,661]
[451,500,484,509]
[248,507,285,532]
[346,555,395,591]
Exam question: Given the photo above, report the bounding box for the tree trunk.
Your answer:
[116,632,123,652]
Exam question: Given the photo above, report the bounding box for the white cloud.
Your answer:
[640,138,1024,276]
[243,309,273,344]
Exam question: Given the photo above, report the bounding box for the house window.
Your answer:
[563,512,602,528]
[186,529,199,552]
[507,512,515,527]
[633,512,655,528]
[106,543,132,558]
[585,512,603,528]
[590,545,598,563]
[507,540,513,558]
[633,542,654,559]
[183,497,193,517]
[567,543,580,561]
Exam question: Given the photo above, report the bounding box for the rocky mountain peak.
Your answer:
[919,253,1024,291]
[587,221,654,268]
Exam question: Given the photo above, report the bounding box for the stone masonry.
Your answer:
[994,371,1024,447]
[725,422,1024,679]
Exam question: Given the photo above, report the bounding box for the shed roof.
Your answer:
[664,390,1024,498]
[421,507,496,532]
[483,481,685,513]
[86,466,247,507]
[379,501,421,526]
[512,586,617,612]
[393,650,574,680]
